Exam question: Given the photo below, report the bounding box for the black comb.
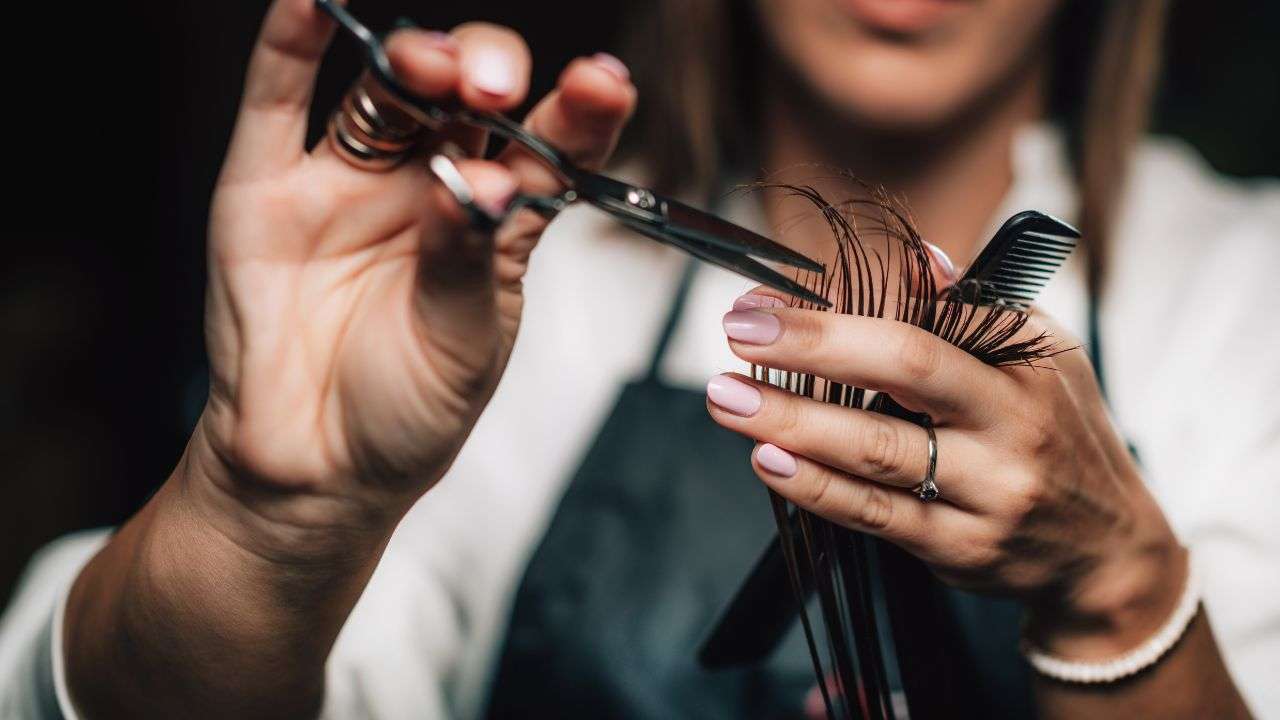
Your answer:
[959,210,1080,308]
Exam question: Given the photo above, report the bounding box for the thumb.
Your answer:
[415,159,518,372]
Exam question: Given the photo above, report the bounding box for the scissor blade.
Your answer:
[672,237,831,308]
[316,0,369,44]
[619,219,831,308]
[664,198,825,273]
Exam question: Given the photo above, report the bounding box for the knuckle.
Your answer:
[1003,467,1047,523]
[783,312,826,358]
[1022,415,1058,458]
[956,535,1001,572]
[858,419,904,477]
[772,397,805,439]
[896,328,943,383]
[1010,403,1057,456]
[852,483,895,531]
[803,468,835,510]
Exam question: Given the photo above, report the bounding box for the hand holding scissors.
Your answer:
[200,3,644,559]
[67,3,658,716]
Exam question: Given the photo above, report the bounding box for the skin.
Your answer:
[709,297,1248,719]
[712,0,1251,716]
[756,0,1057,262]
[64,0,634,716]
[59,0,1249,718]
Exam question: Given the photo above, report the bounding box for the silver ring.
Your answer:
[913,417,939,502]
[327,73,424,171]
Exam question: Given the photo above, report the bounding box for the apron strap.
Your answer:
[1086,291,1141,461]
[644,259,699,383]
[1087,292,1107,400]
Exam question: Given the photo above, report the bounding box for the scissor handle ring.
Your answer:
[315,0,574,185]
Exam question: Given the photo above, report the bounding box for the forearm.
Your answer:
[63,439,391,719]
[1034,610,1250,719]
[1028,533,1251,719]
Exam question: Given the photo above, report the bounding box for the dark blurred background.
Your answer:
[2,1,1277,603]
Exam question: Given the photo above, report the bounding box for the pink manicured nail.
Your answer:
[756,443,798,477]
[467,48,518,96]
[477,185,517,218]
[706,375,762,417]
[923,241,958,284]
[733,294,786,311]
[591,52,630,82]
[723,310,781,345]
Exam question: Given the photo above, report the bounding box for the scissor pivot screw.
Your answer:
[626,188,657,210]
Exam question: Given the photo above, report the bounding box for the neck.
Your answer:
[760,59,1047,267]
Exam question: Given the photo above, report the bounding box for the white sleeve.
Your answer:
[1105,168,1280,716]
[1164,218,1280,717]
[319,542,456,720]
[0,530,108,720]
[0,528,458,720]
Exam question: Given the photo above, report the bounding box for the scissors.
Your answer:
[315,0,829,307]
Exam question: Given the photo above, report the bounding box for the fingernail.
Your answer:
[467,48,517,96]
[923,241,958,283]
[733,293,786,311]
[477,185,517,218]
[480,168,520,216]
[723,310,781,345]
[591,52,630,82]
[706,375,762,417]
[756,443,798,478]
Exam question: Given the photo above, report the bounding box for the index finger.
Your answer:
[722,308,1014,425]
[484,53,635,270]
[498,54,637,196]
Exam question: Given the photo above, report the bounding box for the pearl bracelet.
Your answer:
[1021,553,1200,684]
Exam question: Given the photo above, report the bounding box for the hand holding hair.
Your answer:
[704,190,1194,713]
[710,302,1185,658]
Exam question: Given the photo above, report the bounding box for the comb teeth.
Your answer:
[979,232,1075,308]
[961,211,1079,310]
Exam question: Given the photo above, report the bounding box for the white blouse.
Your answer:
[2,126,1277,719]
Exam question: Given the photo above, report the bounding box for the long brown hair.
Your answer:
[618,0,1170,295]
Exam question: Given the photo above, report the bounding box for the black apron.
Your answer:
[484,261,1097,718]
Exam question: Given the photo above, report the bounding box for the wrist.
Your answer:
[184,411,402,570]
[65,431,389,718]
[1025,494,1186,660]
[66,494,331,717]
